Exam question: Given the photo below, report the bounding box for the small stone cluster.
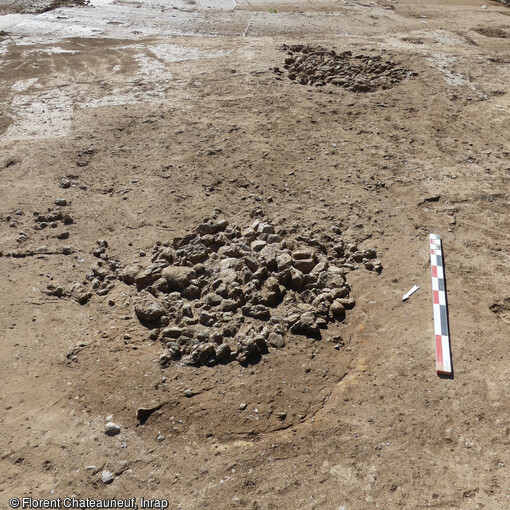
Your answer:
[49,240,121,302]
[277,44,417,92]
[72,241,121,303]
[33,203,74,232]
[120,219,381,368]
[1,201,75,258]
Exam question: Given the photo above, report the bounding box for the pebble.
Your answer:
[267,234,282,244]
[134,290,166,322]
[216,343,231,362]
[105,422,121,436]
[251,240,267,252]
[101,470,115,484]
[330,300,346,320]
[290,312,319,336]
[242,304,270,320]
[162,326,183,339]
[161,266,195,290]
[293,258,315,274]
[276,252,293,270]
[292,249,314,260]
[257,222,275,234]
[335,298,356,309]
[267,332,285,348]
[60,177,71,189]
[55,198,67,206]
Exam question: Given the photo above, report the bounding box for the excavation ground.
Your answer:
[0,0,510,509]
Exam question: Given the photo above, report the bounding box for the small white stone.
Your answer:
[105,422,121,436]
[101,470,115,484]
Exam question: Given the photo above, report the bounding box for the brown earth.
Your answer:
[1,0,510,509]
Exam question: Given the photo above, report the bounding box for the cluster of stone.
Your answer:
[278,44,417,91]
[64,240,121,303]
[33,205,74,230]
[120,218,381,368]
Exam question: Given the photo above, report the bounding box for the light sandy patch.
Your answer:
[428,53,474,87]
[11,78,39,92]
[4,88,73,140]
[23,46,79,55]
[79,85,168,108]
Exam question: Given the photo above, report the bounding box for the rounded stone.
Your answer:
[105,422,121,436]
[330,300,346,320]
[134,290,165,322]
[161,266,195,290]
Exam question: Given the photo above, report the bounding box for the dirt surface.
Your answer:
[1,0,510,508]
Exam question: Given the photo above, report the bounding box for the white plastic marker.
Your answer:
[429,234,452,375]
[402,285,420,301]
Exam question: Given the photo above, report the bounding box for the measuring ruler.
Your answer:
[429,234,452,375]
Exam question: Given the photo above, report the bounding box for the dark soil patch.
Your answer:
[401,37,424,44]
[40,0,90,12]
[490,298,510,323]
[474,27,508,38]
[0,0,89,15]
[0,115,12,137]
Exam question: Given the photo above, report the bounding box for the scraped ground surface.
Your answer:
[1,0,510,508]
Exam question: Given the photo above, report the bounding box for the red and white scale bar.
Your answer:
[429,234,452,375]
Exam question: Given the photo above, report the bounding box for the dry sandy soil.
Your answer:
[1,0,510,508]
